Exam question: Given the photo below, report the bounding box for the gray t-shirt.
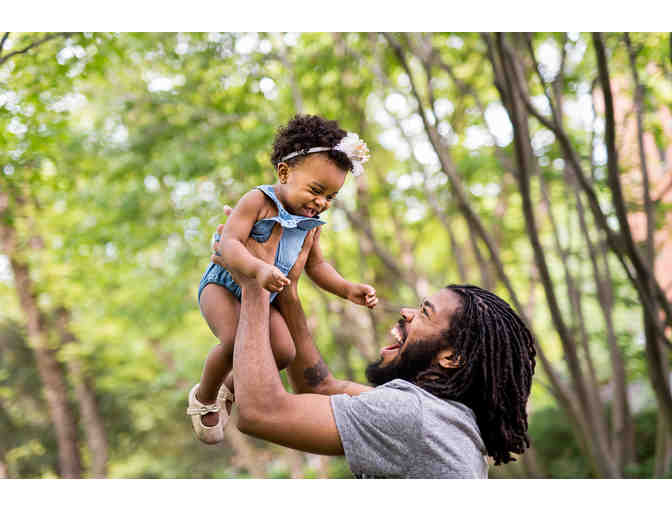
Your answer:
[330,378,489,478]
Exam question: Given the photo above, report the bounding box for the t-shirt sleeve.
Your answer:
[330,386,422,478]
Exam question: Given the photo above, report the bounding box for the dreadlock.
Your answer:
[415,284,536,465]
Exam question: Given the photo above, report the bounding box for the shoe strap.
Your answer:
[186,402,221,416]
[218,387,235,403]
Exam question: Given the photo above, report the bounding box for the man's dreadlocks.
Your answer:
[415,284,536,465]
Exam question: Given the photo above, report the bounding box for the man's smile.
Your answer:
[381,322,407,355]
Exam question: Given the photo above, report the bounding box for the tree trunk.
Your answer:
[55,308,109,478]
[624,33,672,475]
[494,33,618,476]
[0,193,82,478]
[538,170,603,423]
[520,444,546,478]
[593,33,672,437]
[654,417,672,477]
[0,457,8,478]
[573,176,636,470]
[498,32,672,340]
[386,32,605,474]
[9,265,82,478]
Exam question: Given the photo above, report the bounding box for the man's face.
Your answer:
[366,288,462,386]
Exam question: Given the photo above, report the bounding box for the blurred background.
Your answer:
[1,32,671,478]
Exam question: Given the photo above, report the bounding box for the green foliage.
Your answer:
[1,31,671,478]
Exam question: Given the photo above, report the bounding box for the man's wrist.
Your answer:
[240,276,267,297]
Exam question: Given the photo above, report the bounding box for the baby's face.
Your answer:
[278,155,346,217]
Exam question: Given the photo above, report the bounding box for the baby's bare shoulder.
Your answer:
[246,188,280,220]
[234,188,278,222]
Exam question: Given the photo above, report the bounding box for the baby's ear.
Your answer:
[277,163,289,184]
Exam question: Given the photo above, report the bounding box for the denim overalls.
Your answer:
[197,184,325,303]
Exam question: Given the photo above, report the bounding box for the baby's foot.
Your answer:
[218,385,235,416]
[195,389,220,426]
[186,384,225,444]
[200,411,220,426]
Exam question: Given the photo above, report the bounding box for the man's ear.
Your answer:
[277,163,289,184]
[437,348,461,369]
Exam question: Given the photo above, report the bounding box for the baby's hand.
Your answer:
[347,283,378,309]
[256,263,291,293]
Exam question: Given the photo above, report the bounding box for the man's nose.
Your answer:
[400,308,415,322]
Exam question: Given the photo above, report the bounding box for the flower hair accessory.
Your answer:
[280,131,370,176]
[333,132,370,176]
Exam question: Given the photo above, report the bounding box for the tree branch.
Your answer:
[624,33,655,267]
[524,33,562,127]
[385,34,586,445]
[333,200,416,291]
[500,34,672,345]
[495,32,617,476]
[593,33,672,346]
[0,32,9,57]
[383,32,517,303]
[0,32,71,66]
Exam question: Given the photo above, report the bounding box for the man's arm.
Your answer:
[274,288,372,397]
[232,272,345,455]
[211,219,372,398]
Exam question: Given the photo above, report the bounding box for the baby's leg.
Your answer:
[220,304,296,398]
[197,285,295,425]
[197,284,240,425]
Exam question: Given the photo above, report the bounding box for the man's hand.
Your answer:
[347,283,378,309]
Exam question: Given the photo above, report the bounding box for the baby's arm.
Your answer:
[304,228,377,309]
[218,190,289,293]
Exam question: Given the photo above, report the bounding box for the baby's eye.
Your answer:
[310,188,320,195]
[326,194,335,201]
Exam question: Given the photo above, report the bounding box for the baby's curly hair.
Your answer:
[270,114,353,172]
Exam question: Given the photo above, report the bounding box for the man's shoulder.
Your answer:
[332,378,477,426]
[333,379,419,405]
[331,379,488,478]
[381,380,479,424]
[330,379,423,423]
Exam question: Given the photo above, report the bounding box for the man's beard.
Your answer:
[365,334,446,387]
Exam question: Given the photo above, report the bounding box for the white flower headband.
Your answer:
[280,132,370,176]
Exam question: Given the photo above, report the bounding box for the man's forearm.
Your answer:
[233,282,286,423]
[275,291,371,396]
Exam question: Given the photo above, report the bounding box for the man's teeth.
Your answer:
[391,328,404,345]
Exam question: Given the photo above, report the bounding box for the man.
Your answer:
[212,222,536,478]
